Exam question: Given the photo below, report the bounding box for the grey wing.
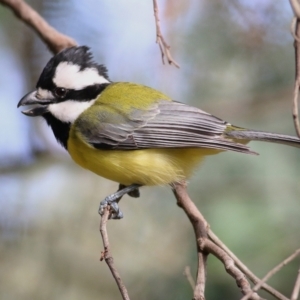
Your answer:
[77,100,254,154]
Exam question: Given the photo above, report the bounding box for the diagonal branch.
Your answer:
[291,266,300,300]
[0,0,76,54]
[152,0,180,68]
[183,266,196,290]
[199,238,262,300]
[208,231,289,300]
[241,248,300,300]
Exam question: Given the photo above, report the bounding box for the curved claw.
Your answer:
[109,202,123,219]
[98,198,123,219]
[98,184,142,220]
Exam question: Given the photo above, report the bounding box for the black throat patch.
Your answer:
[43,113,71,150]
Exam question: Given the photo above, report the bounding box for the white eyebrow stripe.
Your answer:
[47,99,96,123]
[53,62,109,90]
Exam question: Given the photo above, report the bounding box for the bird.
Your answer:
[18,46,300,219]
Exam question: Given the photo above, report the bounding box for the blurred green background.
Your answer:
[0,0,299,299]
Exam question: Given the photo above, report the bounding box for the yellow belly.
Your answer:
[68,130,221,186]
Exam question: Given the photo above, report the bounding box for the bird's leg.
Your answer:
[118,184,140,198]
[98,184,141,219]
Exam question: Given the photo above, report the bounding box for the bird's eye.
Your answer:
[54,87,67,98]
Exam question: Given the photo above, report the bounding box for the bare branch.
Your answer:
[291,267,300,300]
[0,0,76,54]
[289,0,300,137]
[195,252,207,300]
[172,182,207,300]
[241,248,300,300]
[290,0,300,18]
[199,238,262,300]
[152,0,180,68]
[292,78,300,137]
[208,231,289,300]
[172,182,267,300]
[183,266,196,290]
[291,17,300,43]
[99,207,131,300]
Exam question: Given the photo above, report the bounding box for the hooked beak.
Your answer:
[18,90,52,117]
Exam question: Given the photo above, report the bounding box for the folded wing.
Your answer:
[75,100,255,154]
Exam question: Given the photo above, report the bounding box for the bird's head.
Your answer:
[18,46,110,123]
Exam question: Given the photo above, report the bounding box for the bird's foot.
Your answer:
[98,184,141,220]
[99,195,124,219]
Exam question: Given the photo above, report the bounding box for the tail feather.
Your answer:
[225,129,300,148]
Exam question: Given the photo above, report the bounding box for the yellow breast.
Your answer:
[68,126,220,186]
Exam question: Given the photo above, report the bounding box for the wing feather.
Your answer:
[75,100,254,154]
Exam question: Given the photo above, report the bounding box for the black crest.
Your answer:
[36,46,109,90]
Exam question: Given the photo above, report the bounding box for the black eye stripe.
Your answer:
[37,83,110,103]
[62,84,109,101]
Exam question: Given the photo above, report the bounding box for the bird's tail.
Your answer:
[225,127,300,149]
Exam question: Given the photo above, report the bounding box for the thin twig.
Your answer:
[293,44,300,137]
[241,249,300,300]
[289,0,300,137]
[183,266,196,290]
[99,207,130,300]
[291,267,300,300]
[152,0,180,68]
[208,230,289,300]
[0,0,76,54]
[291,17,300,43]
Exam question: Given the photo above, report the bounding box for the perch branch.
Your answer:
[152,0,180,68]
[100,207,130,300]
[0,0,76,54]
